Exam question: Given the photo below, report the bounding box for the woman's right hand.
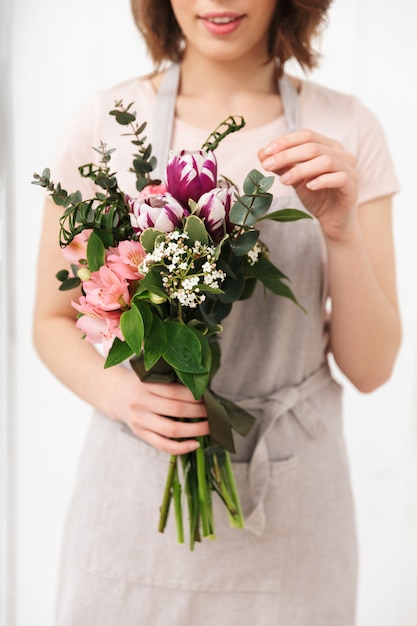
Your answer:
[115,369,209,455]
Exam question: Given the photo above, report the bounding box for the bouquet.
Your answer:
[33,101,310,550]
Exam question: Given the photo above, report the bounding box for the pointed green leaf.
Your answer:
[120,305,144,355]
[143,313,167,370]
[104,337,134,368]
[139,270,167,298]
[162,321,206,374]
[229,229,259,256]
[259,208,312,222]
[86,231,105,271]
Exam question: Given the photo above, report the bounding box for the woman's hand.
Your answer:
[258,129,359,242]
[115,370,209,455]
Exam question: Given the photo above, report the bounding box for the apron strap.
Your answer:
[151,64,181,181]
[151,63,300,176]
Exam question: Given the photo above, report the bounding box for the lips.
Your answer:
[199,12,245,34]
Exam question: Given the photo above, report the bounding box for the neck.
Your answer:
[178,50,278,98]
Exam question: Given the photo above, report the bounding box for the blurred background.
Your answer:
[1,0,416,624]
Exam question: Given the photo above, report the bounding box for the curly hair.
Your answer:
[130,0,333,75]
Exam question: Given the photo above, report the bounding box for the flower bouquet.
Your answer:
[33,101,310,550]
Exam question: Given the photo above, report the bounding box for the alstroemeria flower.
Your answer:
[128,192,188,234]
[165,149,217,208]
[195,186,235,242]
[72,296,124,355]
[82,265,131,311]
[136,183,167,199]
[61,228,93,265]
[106,240,146,280]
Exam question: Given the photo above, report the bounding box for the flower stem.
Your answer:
[158,454,177,533]
[172,462,184,544]
[196,438,214,539]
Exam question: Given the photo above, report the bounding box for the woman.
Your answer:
[33,1,401,624]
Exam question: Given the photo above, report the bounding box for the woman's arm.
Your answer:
[259,130,401,392]
[33,198,209,452]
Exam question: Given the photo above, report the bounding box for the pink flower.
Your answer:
[82,265,131,311]
[195,186,235,242]
[136,183,167,199]
[106,240,146,280]
[72,296,123,356]
[165,150,217,208]
[61,229,93,265]
[128,192,188,234]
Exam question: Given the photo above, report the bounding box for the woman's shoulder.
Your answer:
[295,76,384,146]
[297,77,367,118]
[92,74,157,112]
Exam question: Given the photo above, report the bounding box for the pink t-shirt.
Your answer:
[52,74,399,207]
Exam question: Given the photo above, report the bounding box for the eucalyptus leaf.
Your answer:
[58,277,81,291]
[229,197,257,226]
[242,169,264,194]
[56,269,69,282]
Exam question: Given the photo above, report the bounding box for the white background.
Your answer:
[2,0,417,624]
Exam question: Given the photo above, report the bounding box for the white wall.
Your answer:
[4,0,417,624]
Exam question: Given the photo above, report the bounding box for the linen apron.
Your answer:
[55,65,358,626]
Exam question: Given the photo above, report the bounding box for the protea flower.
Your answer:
[128,192,188,234]
[195,186,235,242]
[165,149,217,208]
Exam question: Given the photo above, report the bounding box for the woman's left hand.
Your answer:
[258,129,358,242]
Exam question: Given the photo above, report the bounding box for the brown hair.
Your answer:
[131,0,332,75]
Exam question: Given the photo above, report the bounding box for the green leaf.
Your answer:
[249,194,273,218]
[183,215,210,245]
[130,355,177,383]
[203,388,235,452]
[143,313,167,370]
[139,270,167,299]
[174,330,212,400]
[199,299,232,325]
[120,305,144,355]
[56,269,69,282]
[113,111,136,125]
[229,229,259,256]
[243,169,262,194]
[246,257,304,309]
[86,231,105,271]
[140,228,164,253]
[218,273,245,303]
[162,321,206,374]
[258,208,312,222]
[229,196,257,226]
[104,337,134,368]
[58,277,81,291]
[239,276,257,300]
[133,300,153,336]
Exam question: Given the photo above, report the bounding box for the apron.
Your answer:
[55,65,358,626]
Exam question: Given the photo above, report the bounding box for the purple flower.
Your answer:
[165,150,217,208]
[195,186,235,242]
[128,193,188,234]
